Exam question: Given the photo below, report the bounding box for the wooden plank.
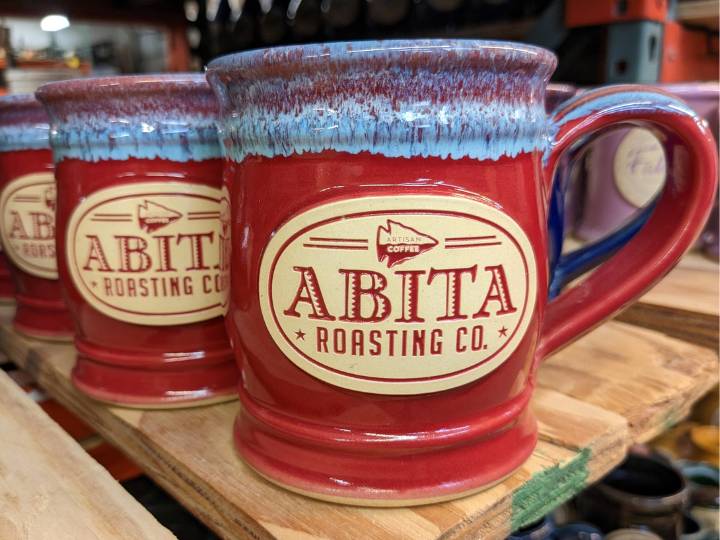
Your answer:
[0,322,630,540]
[636,253,718,316]
[0,368,174,540]
[538,321,719,443]
[676,0,719,30]
[615,253,719,349]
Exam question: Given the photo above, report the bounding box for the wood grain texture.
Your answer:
[0,323,635,540]
[616,253,719,349]
[676,0,719,30]
[0,369,174,540]
[539,322,718,443]
[636,253,718,316]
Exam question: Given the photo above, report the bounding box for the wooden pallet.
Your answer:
[0,315,716,540]
[0,367,173,540]
[615,253,719,349]
[677,0,719,30]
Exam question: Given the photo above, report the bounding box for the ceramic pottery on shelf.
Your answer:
[0,94,73,339]
[207,39,718,505]
[573,82,719,247]
[36,74,238,407]
[576,454,688,539]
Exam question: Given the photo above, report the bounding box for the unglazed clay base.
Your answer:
[14,323,74,343]
[245,460,514,507]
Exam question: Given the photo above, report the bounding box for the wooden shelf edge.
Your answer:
[0,367,174,540]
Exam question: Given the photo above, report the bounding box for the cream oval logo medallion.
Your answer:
[0,172,58,279]
[614,128,666,208]
[67,182,228,326]
[259,195,538,394]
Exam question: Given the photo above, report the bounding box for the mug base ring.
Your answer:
[14,321,74,342]
[234,405,537,506]
[71,356,239,408]
[246,460,515,507]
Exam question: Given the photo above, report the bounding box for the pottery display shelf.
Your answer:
[0,301,716,540]
[0,367,172,540]
[615,252,719,350]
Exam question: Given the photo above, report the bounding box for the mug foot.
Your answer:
[14,321,74,342]
[234,404,537,506]
[13,296,74,341]
[246,460,515,507]
[71,352,239,408]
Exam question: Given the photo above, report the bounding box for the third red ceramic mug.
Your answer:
[36,75,238,407]
[0,95,73,339]
[207,40,718,505]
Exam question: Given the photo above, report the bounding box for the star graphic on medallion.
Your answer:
[294,329,306,341]
[90,281,97,288]
[498,326,508,338]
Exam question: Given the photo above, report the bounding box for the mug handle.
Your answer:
[538,85,718,360]
[549,202,655,298]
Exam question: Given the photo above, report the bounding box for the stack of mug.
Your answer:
[0,40,715,508]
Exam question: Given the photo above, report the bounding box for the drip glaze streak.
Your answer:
[207,40,556,162]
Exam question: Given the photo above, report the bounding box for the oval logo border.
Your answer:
[0,172,59,279]
[66,181,225,326]
[259,195,538,395]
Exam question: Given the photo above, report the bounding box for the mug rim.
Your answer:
[0,93,48,129]
[0,93,43,113]
[35,72,208,102]
[659,81,719,98]
[207,39,557,77]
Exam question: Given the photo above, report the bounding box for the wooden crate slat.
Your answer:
[616,253,719,349]
[539,321,719,442]
[0,368,174,540]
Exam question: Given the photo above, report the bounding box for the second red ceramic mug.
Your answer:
[37,75,238,407]
[208,40,718,505]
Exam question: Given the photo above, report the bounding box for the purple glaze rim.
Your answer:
[208,39,558,76]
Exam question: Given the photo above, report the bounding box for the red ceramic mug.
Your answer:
[0,95,73,339]
[207,40,718,504]
[36,75,238,407]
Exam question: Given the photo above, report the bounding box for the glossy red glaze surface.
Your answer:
[54,157,237,406]
[0,148,72,338]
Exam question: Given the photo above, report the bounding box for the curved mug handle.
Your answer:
[549,201,655,298]
[539,85,718,359]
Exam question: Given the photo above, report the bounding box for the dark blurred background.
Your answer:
[0,0,715,93]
